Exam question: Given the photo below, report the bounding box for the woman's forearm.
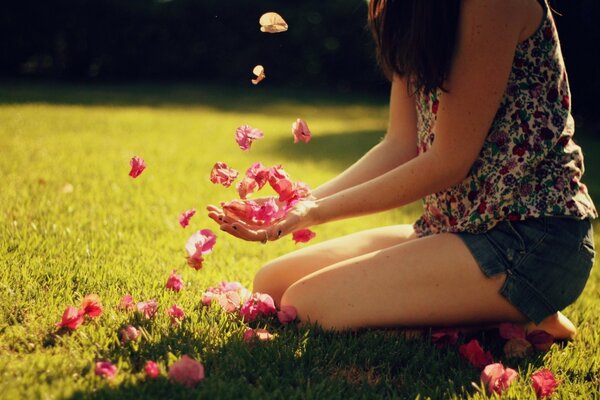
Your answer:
[311,137,418,199]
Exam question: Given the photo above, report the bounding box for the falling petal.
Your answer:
[259,12,288,33]
[251,65,266,85]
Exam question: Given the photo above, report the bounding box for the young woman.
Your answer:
[209,0,597,339]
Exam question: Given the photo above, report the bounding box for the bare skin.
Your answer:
[208,0,578,340]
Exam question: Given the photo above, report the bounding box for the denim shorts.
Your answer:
[457,217,596,324]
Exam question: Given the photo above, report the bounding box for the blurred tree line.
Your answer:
[0,0,598,120]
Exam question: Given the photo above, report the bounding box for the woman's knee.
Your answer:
[252,260,290,305]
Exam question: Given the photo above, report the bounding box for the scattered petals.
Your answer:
[56,306,85,330]
[259,12,288,33]
[145,361,161,379]
[292,229,316,244]
[168,304,185,325]
[277,305,297,324]
[210,162,239,188]
[459,339,494,369]
[481,363,519,395]
[243,327,274,342]
[202,282,251,309]
[81,294,103,318]
[168,355,205,388]
[240,292,277,322]
[498,322,526,340]
[236,162,270,199]
[292,118,312,143]
[526,330,554,352]
[185,229,216,270]
[217,291,242,313]
[531,369,559,399]
[235,125,264,151]
[179,209,196,228]
[166,270,184,292]
[120,325,141,344]
[503,337,533,359]
[95,361,117,379]
[430,328,460,348]
[251,65,266,85]
[137,299,158,319]
[129,156,146,178]
[119,294,135,311]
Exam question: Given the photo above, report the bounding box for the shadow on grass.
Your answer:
[66,320,551,400]
[273,129,383,167]
[0,81,387,116]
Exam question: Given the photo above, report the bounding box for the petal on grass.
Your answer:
[481,363,519,395]
[166,270,184,292]
[95,361,117,379]
[145,361,161,379]
[531,369,559,399]
[56,306,85,330]
[81,294,103,318]
[459,339,494,369]
[168,355,205,388]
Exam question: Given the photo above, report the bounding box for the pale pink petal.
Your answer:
[292,229,316,244]
[277,305,298,324]
[129,156,146,178]
[56,306,85,330]
[240,292,277,322]
[95,361,117,379]
[531,369,559,398]
[235,125,264,151]
[168,355,205,387]
[120,325,140,344]
[179,209,196,228]
[292,118,311,144]
[499,322,526,340]
[119,294,135,311]
[81,294,103,318]
[210,162,239,188]
[185,229,217,257]
[481,363,519,395]
[217,291,241,313]
[144,361,160,379]
[166,270,184,292]
[136,299,158,319]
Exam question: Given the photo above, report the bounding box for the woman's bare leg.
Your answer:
[253,224,417,305]
[280,233,528,330]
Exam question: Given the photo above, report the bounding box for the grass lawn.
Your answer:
[0,82,598,399]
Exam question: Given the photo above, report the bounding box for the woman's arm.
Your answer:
[310,0,525,225]
[311,76,418,199]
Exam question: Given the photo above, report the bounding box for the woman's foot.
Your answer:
[524,312,577,340]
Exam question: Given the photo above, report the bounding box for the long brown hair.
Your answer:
[368,0,462,94]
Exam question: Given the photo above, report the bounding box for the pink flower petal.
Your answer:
[129,156,146,178]
[81,294,103,318]
[179,209,196,228]
[185,229,217,256]
[243,327,274,342]
[168,304,185,325]
[498,322,526,340]
[166,270,184,292]
[95,361,117,379]
[481,363,519,395]
[292,118,311,144]
[277,305,298,324]
[430,328,459,348]
[144,361,161,379]
[526,330,555,352]
[168,355,205,388]
[235,125,264,151]
[56,306,85,330]
[292,229,316,244]
[217,291,241,313]
[210,162,239,188]
[458,339,494,369]
[236,163,270,199]
[136,299,158,319]
[120,325,141,344]
[531,369,559,398]
[239,292,276,322]
[119,294,135,311]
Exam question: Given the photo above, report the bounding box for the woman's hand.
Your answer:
[207,199,319,243]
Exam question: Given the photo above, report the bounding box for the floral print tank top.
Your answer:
[413,0,597,236]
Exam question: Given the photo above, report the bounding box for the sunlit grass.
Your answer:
[0,83,598,399]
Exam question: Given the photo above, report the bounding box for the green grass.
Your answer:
[0,82,598,400]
